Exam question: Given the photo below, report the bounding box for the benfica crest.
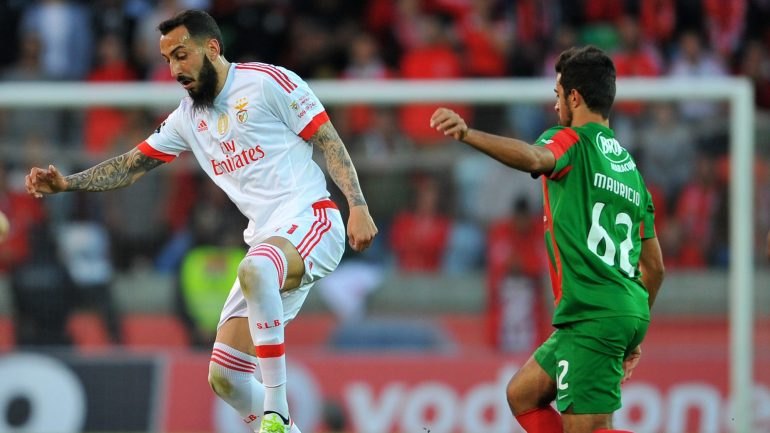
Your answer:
[235,97,249,124]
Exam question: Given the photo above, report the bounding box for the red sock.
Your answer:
[515,406,563,433]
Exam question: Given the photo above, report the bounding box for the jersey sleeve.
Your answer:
[141,105,190,162]
[640,188,657,239]
[261,67,330,141]
[533,126,580,180]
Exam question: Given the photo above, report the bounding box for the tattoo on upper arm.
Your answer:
[310,122,367,207]
[66,148,164,192]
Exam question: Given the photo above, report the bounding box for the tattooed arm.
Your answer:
[309,121,378,251]
[310,122,367,208]
[26,147,165,198]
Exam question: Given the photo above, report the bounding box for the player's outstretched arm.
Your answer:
[309,121,378,252]
[639,236,665,309]
[430,107,556,174]
[26,147,164,198]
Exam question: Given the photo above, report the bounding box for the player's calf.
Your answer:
[238,243,291,421]
[208,342,265,432]
[561,412,612,433]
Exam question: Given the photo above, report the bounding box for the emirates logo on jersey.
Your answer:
[211,139,266,176]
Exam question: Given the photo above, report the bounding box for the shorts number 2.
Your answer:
[557,360,569,390]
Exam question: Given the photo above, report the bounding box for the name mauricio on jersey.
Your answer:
[211,138,266,176]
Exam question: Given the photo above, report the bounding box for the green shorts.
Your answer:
[534,316,649,413]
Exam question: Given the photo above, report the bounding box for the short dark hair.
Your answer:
[555,46,616,118]
[158,10,224,55]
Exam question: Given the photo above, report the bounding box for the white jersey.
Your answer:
[139,62,332,245]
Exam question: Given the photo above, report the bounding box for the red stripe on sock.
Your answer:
[246,244,285,287]
[257,245,285,286]
[211,348,256,370]
[255,343,285,358]
[210,354,256,373]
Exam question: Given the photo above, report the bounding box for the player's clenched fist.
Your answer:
[347,205,378,252]
[25,165,68,198]
[430,107,469,141]
[0,210,9,242]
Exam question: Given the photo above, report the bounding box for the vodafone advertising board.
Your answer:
[162,349,770,433]
[1,348,767,433]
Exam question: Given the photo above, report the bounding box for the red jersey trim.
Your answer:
[236,63,297,93]
[550,165,572,180]
[137,141,175,163]
[299,111,330,141]
[542,177,563,305]
[640,222,657,240]
[544,128,579,160]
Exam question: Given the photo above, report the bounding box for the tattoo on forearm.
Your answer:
[311,123,367,207]
[66,149,164,192]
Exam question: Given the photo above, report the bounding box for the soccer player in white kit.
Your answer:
[25,10,377,433]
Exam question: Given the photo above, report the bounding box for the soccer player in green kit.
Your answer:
[430,45,665,433]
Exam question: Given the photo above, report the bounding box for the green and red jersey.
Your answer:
[534,123,656,325]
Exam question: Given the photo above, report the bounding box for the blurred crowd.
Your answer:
[1,0,769,347]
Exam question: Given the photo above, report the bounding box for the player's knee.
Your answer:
[506,375,524,413]
[237,255,269,297]
[506,373,539,414]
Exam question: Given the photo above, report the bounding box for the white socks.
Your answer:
[239,243,290,419]
[208,342,264,431]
